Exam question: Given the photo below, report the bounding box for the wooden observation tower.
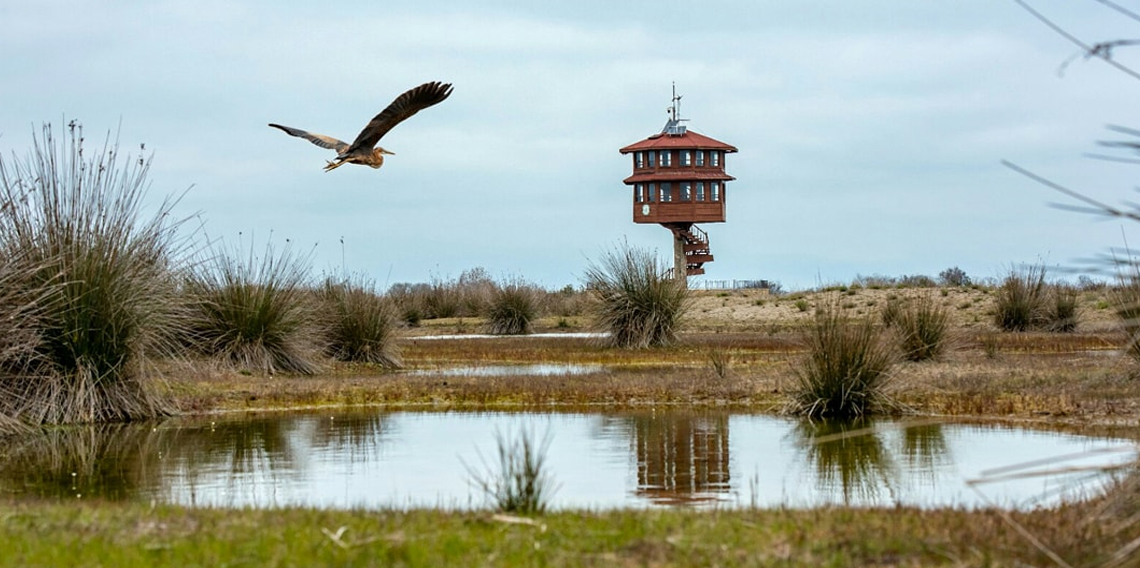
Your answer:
[619,87,737,281]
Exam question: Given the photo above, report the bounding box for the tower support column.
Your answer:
[673,233,688,288]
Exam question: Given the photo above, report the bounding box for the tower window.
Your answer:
[711,182,720,202]
[681,182,692,201]
[696,182,705,201]
[636,152,644,168]
[711,151,720,167]
[648,183,656,202]
[661,151,672,167]
[636,184,645,203]
[696,151,705,166]
[660,182,672,202]
[647,151,656,167]
[681,150,691,166]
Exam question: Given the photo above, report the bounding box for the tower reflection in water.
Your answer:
[627,411,732,505]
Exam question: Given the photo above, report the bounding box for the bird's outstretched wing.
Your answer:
[268,124,349,153]
[343,81,453,155]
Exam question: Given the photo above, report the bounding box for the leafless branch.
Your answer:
[1014,0,1140,81]
[1093,0,1140,24]
[1002,159,1140,222]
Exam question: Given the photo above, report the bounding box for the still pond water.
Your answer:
[1,409,1133,510]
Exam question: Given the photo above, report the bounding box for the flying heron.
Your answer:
[269,81,453,172]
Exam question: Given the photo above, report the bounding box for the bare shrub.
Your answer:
[938,266,971,287]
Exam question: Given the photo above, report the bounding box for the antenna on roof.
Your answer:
[671,82,683,120]
[663,82,688,136]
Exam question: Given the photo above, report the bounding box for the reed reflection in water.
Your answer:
[0,410,1131,510]
[0,423,162,500]
[787,418,951,505]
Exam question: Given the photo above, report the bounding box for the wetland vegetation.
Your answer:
[2,122,1140,565]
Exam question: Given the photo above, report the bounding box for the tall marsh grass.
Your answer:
[994,264,1047,331]
[1048,284,1079,333]
[321,274,401,368]
[0,121,183,424]
[994,264,1082,333]
[1113,272,1140,361]
[892,295,950,361]
[787,301,896,418]
[184,241,323,375]
[584,245,689,348]
[486,279,539,335]
[0,256,46,434]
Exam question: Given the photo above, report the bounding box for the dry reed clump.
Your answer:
[1048,283,1080,333]
[183,240,324,375]
[0,255,47,434]
[584,244,689,349]
[994,264,1048,331]
[994,264,1082,333]
[1113,272,1140,361]
[0,121,184,425]
[486,279,539,335]
[892,294,950,361]
[787,300,897,418]
[321,274,402,368]
[706,348,733,379]
[879,295,904,328]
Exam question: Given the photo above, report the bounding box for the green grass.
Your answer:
[0,121,183,424]
[183,240,323,375]
[788,301,896,418]
[584,244,689,348]
[0,500,1131,567]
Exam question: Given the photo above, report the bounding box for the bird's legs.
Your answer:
[324,159,346,172]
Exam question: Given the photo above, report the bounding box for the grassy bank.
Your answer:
[0,499,1131,567]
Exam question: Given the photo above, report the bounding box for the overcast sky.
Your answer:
[3,1,1139,290]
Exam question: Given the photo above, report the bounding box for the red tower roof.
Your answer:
[619,129,738,154]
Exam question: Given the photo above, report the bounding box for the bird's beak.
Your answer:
[381,149,395,155]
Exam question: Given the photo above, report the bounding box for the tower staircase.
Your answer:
[670,224,713,276]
